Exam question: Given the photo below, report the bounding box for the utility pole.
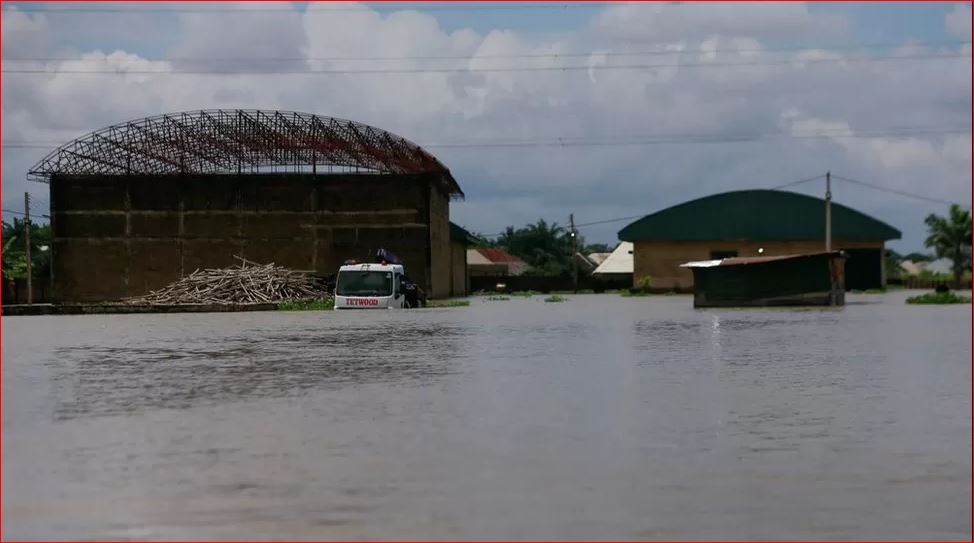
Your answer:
[569,213,578,293]
[24,192,32,305]
[825,171,832,253]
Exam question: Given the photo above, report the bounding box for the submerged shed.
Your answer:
[681,251,846,308]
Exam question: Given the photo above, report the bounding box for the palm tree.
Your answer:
[924,204,973,285]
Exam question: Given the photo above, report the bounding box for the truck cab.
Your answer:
[334,249,426,310]
[334,262,407,309]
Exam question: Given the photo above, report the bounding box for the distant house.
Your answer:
[898,257,957,277]
[899,260,926,275]
[618,190,901,291]
[574,252,598,272]
[587,252,613,267]
[467,247,530,276]
[592,242,634,281]
[923,258,955,275]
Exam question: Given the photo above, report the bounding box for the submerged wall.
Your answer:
[50,172,453,302]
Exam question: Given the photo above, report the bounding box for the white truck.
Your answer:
[333,250,425,310]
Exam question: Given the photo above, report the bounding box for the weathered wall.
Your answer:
[50,173,452,302]
[449,240,468,297]
[633,240,885,290]
[427,184,451,299]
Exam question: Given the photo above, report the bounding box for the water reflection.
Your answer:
[50,323,465,420]
[3,294,970,540]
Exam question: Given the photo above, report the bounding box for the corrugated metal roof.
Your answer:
[593,242,634,275]
[449,222,478,245]
[619,190,901,242]
[476,247,526,264]
[467,249,495,266]
[682,251,843,268]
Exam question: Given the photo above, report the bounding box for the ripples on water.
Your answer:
[3,292,971,540]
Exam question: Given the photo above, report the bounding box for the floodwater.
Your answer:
[2,292,971,541]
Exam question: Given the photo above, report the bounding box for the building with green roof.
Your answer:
[617,189,901,291]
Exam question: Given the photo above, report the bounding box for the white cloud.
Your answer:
[1,2,969,251]
[946,2,972,40]
[591,2,846,44]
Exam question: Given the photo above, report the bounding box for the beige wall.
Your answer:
[633,240,885,290]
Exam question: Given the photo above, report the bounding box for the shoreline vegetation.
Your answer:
[277,298,335,311]
[426,299,471,308]
[905,291,972,305]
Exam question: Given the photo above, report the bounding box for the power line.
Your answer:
[574,214,647,228]
[2,209,50,219]
[5,2,632,14]
[423,127,971,148]
[3,52,967,75]
[769,173,826,190]
[475,172,834,237]
[6,40,968,63]
[831,174,961,206]
[4,126,969,151]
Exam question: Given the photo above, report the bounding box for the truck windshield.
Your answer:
[336,270,394,296]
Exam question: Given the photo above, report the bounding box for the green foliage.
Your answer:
[543,295,567,303]
[584,243,613,254]
[2,219,51,283]
[911,269,958,281]
[492,219,583,278]
[426,299,471,308]
[903,252,934,262]
[620,275,656,297]
[550,289,594,294]
[884,250,902,280]
[906,291,972,304]
[2,235,26,279]
[510,290,538,297]
[924,204,973,284]
[277,297,335,311]
[485,295,510,301]
[521,261,567,277]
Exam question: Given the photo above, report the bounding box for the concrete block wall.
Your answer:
[449,240,468,297]
[428,185,452,300]
[50,173,452,302]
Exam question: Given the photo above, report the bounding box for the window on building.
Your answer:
[710,250,738,259]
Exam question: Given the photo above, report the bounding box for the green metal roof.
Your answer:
[449,222,478,245]
[618,190,901,242]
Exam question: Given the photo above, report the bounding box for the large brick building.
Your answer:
[29,110,465,302]
[618,190,901,291]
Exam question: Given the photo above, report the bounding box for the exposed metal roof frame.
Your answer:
[27,109,462,198]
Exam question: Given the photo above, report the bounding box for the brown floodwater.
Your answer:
[2,291,971,540]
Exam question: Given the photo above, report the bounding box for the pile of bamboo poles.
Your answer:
[126,256,330,305]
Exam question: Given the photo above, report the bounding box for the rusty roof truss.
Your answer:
[27,109,462,198]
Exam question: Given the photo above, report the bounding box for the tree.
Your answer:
[584,242,614,254]
[924,204,973,285]
[469,232,497,248]
[2,235,27,280]
[492,219,581,277]
[884,249,902,280]
[902,252,934,262]
[1,219,51,285]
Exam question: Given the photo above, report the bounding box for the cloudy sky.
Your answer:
[2,1,970,251]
